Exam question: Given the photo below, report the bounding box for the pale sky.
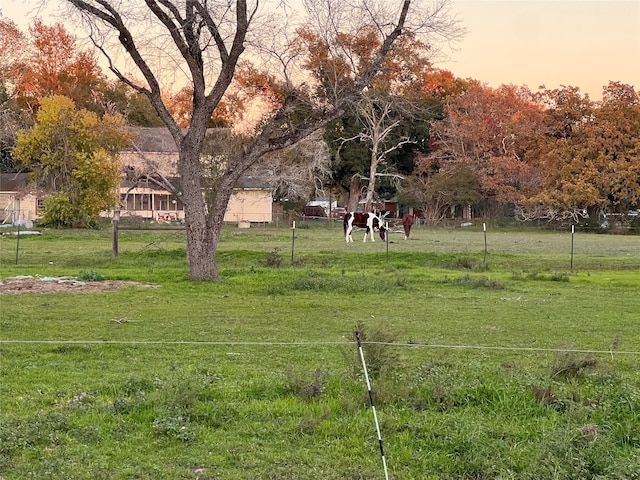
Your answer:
[439,0,640,99]
[2,0,639,100]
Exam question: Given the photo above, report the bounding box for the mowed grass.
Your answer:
[1,222,639,479]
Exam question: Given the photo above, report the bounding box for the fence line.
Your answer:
[1,339,639,356]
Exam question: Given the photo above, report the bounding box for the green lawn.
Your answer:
[1,223,639,479]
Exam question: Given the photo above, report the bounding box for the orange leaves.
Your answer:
[0,18,27,73]
[297,26,433,100]
[416,69,468,99]
[233,62,285,109]
[29,19,76,74]
[425,82,543,203]
[160,61,286,129]
[9,19,105,116]
[164,87,193,128]
[424,80,639,217]
[296,28,352,98]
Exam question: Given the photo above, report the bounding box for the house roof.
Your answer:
[119,174,271,192]
[127,127,227,153]
[235,176,271,190]
[128,127,180,153]
[0,173,31,192]
[124,127,272,191]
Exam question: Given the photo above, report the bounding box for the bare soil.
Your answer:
[0,276,157,295]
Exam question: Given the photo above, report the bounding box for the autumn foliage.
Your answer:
[525,82,640,219]
[6,19,105,116]
[412,81,640,222]
[13,95,131,227]
[424,84,543,204]
[2,16,639,228]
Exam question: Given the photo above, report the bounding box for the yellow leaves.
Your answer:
[74,155,118,215]
[531,83,640,212]
[12,94,130,227]
[36,95,76,123]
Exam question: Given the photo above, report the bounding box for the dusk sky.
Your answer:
[2,0,639,100]
[439,0,640,100]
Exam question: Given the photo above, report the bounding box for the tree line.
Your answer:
[1,1,638,280]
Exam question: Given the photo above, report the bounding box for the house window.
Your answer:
[37,198,45,210]
[156,194,169,211]
[121,193,135,210]
[131,194,150,210]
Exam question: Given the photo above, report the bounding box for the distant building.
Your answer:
[1,128,275,225]
[0,173,41,224]
[115,127,274,224]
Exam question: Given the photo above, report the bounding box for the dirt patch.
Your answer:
[0,276,157,295]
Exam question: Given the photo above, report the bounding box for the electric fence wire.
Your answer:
[1,339,639,356]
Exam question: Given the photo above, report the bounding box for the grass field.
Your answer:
[1,222,639,479]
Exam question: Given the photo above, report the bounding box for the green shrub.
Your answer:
[285,367,328,401]
[513,271,570,282]
[151,415,195,442]
[264,248,283,268]
[446,256,487,272]
[157,372,198,412]
[448,274,505,289]
[78,269,105,281]
[348,321,400,378]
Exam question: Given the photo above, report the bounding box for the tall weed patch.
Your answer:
[265,270,408,294]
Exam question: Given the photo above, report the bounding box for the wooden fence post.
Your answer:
[112,210,120,256]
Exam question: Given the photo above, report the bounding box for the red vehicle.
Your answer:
[331,207,347,219]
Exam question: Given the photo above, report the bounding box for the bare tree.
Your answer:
[61,0,457,280]
[339,94,416,212]
[260,132,332,203]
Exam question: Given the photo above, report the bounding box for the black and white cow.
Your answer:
[344,212,387,243]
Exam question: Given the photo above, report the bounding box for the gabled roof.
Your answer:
[121,128,272,191]
[0,173,31,192]
[127,127,228,153]
[235,176,272,190]
[129,127,179,153]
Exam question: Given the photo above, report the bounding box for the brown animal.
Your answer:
[402,213,415,240]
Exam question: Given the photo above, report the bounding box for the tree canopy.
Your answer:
[405,81,640,223]
[523,82,640,220]
[13,95,132,227]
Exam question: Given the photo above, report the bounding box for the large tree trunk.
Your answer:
[185,204,218,280]
[179,130,247,280]
[179,133,218,280]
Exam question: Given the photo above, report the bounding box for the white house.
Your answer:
[1,128,275,225]
[116,127,274,224]
[0,173,40,224]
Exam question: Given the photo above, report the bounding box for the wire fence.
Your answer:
[2,339,639,356]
